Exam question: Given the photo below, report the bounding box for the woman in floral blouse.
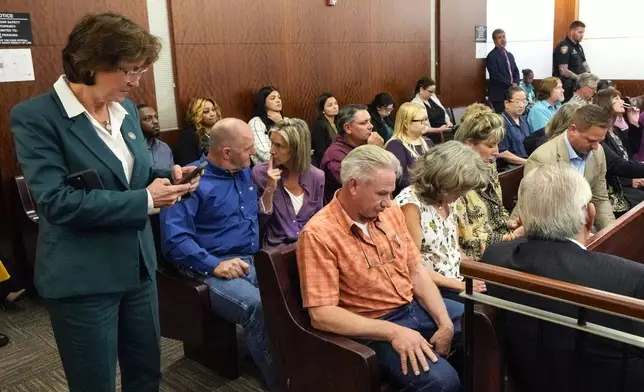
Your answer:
[454,110,524,261]
[395,141,489,302]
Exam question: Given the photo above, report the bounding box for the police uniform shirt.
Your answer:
[553,36,586,77]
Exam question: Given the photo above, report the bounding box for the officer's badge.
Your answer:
[560,46,568,54]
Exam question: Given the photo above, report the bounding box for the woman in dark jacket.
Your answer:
[593,88,644,215]
[310,92,339,166]
[173,97,222,165]
[368,92,395,142]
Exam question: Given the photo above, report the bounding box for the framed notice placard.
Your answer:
[0,13,33,45]
[475,26,487,43]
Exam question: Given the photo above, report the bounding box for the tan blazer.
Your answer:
[518,132,615,229]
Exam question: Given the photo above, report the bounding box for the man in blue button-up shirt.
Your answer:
[160,118,274,389]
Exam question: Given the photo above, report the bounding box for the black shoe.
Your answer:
[0,333,9,347]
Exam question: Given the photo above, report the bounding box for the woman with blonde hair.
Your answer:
[174,97,222,165]
[523,102,583,155]
[454,110,523,260]
[252,118,324,247]
[395,141,489,302]
[385,102,434,196]
[461,103,492,123]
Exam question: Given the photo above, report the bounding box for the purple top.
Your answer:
[320,135,355,203]
[252,162,325,248]
[386,138,434,197]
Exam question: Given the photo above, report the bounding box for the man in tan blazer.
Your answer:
[520,104,615,229]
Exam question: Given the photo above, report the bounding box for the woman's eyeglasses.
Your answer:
[411,117,429,124]
[118,67,148,80]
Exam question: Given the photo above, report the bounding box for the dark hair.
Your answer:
[570,21,586,30]
[316,92,335,114]
[62,12,161,85]
[369,92,394,111]
[136,103,150,110]
[492,28,505,40]
[505,86,525,101]
[571,104,613,132]
[414,77,436,95]
[252,86,281,129]
[597,80,614,91]
[522,69,533,77]
[592,88,622,117]
[336,104,368,135]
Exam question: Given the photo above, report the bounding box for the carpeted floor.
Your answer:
[0,296,268,392]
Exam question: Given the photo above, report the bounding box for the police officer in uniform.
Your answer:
[553,20,590,101]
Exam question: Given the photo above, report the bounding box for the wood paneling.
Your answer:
[553,0,579,47]
[437,0,486,108]
[613,81,644,100]
[0,0,156,263]
[170,0,432,125]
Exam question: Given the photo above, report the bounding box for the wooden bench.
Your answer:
[498,165,523,212]
[587,201,644,263]
[460,259,644,392]
[13,176,239,379]
[255,246,399,392]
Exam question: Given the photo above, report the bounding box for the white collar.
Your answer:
[53,75,128,119]
[568,238,587,250]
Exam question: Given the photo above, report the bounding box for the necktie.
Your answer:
[502,49,513,84]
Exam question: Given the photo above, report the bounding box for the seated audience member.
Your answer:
[368,92,395,142]
[161,118,275,389]
[137,103,174,170]
[311,92,339,166]
[522,104,615,229]
[499,86,531,166]
[486,28,520,114]
[320,104,383,203]
[523,102,583,156]
[483,163,644,392]
[385,102,433,196]
[252,119,324,248]
[527,77,564,131]
[460,103,492,123]
[174,97,221,165]
[412,77,453,144]
[297,145,463,392]
[519,69,536,110]
[593,88,644,212]
[568,72,599,106]
[395,141,489,303]
[454,111,522,261]
[249,86,285,164]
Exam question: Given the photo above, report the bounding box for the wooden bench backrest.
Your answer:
[587,201,644,263]
[498,165,523,212]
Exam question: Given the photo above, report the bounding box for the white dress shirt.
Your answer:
[53,75,155,212]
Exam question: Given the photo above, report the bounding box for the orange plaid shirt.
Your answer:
[296,196,420,319]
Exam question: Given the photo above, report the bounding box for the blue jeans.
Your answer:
[183,256,275,389]
[367,299,464,392]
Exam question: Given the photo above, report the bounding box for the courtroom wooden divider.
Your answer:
[498,165,524,212]
[587,201,644,263]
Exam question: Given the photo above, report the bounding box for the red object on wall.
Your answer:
[326,0,337,6]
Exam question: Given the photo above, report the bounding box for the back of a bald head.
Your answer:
[210,118,249,153]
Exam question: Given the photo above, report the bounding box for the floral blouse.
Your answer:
[395,186,462,280]
[456,164,511,261]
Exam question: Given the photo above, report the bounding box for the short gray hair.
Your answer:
[492,28,505,40]
[576,72,600,90]
[518,163,592,240]
[340,145,401,185]
[410,141,489,205]
[336,104,368,135]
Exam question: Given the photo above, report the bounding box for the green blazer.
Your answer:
[11,89,171,299]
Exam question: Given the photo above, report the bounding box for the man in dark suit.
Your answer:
[486,29,520,113]
[482,163,644,392]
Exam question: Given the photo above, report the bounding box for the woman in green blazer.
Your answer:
[10,13,199,392]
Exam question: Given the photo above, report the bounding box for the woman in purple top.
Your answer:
[252,118,325,248]
[386,102,434,197]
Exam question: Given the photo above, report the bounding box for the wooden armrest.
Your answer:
[461,260,644,321]
[587,201,644,250]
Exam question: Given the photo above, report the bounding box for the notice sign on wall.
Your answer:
[0,13,33,45]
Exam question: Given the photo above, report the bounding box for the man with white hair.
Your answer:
[297,145,463,392]
[483,163,644,392]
